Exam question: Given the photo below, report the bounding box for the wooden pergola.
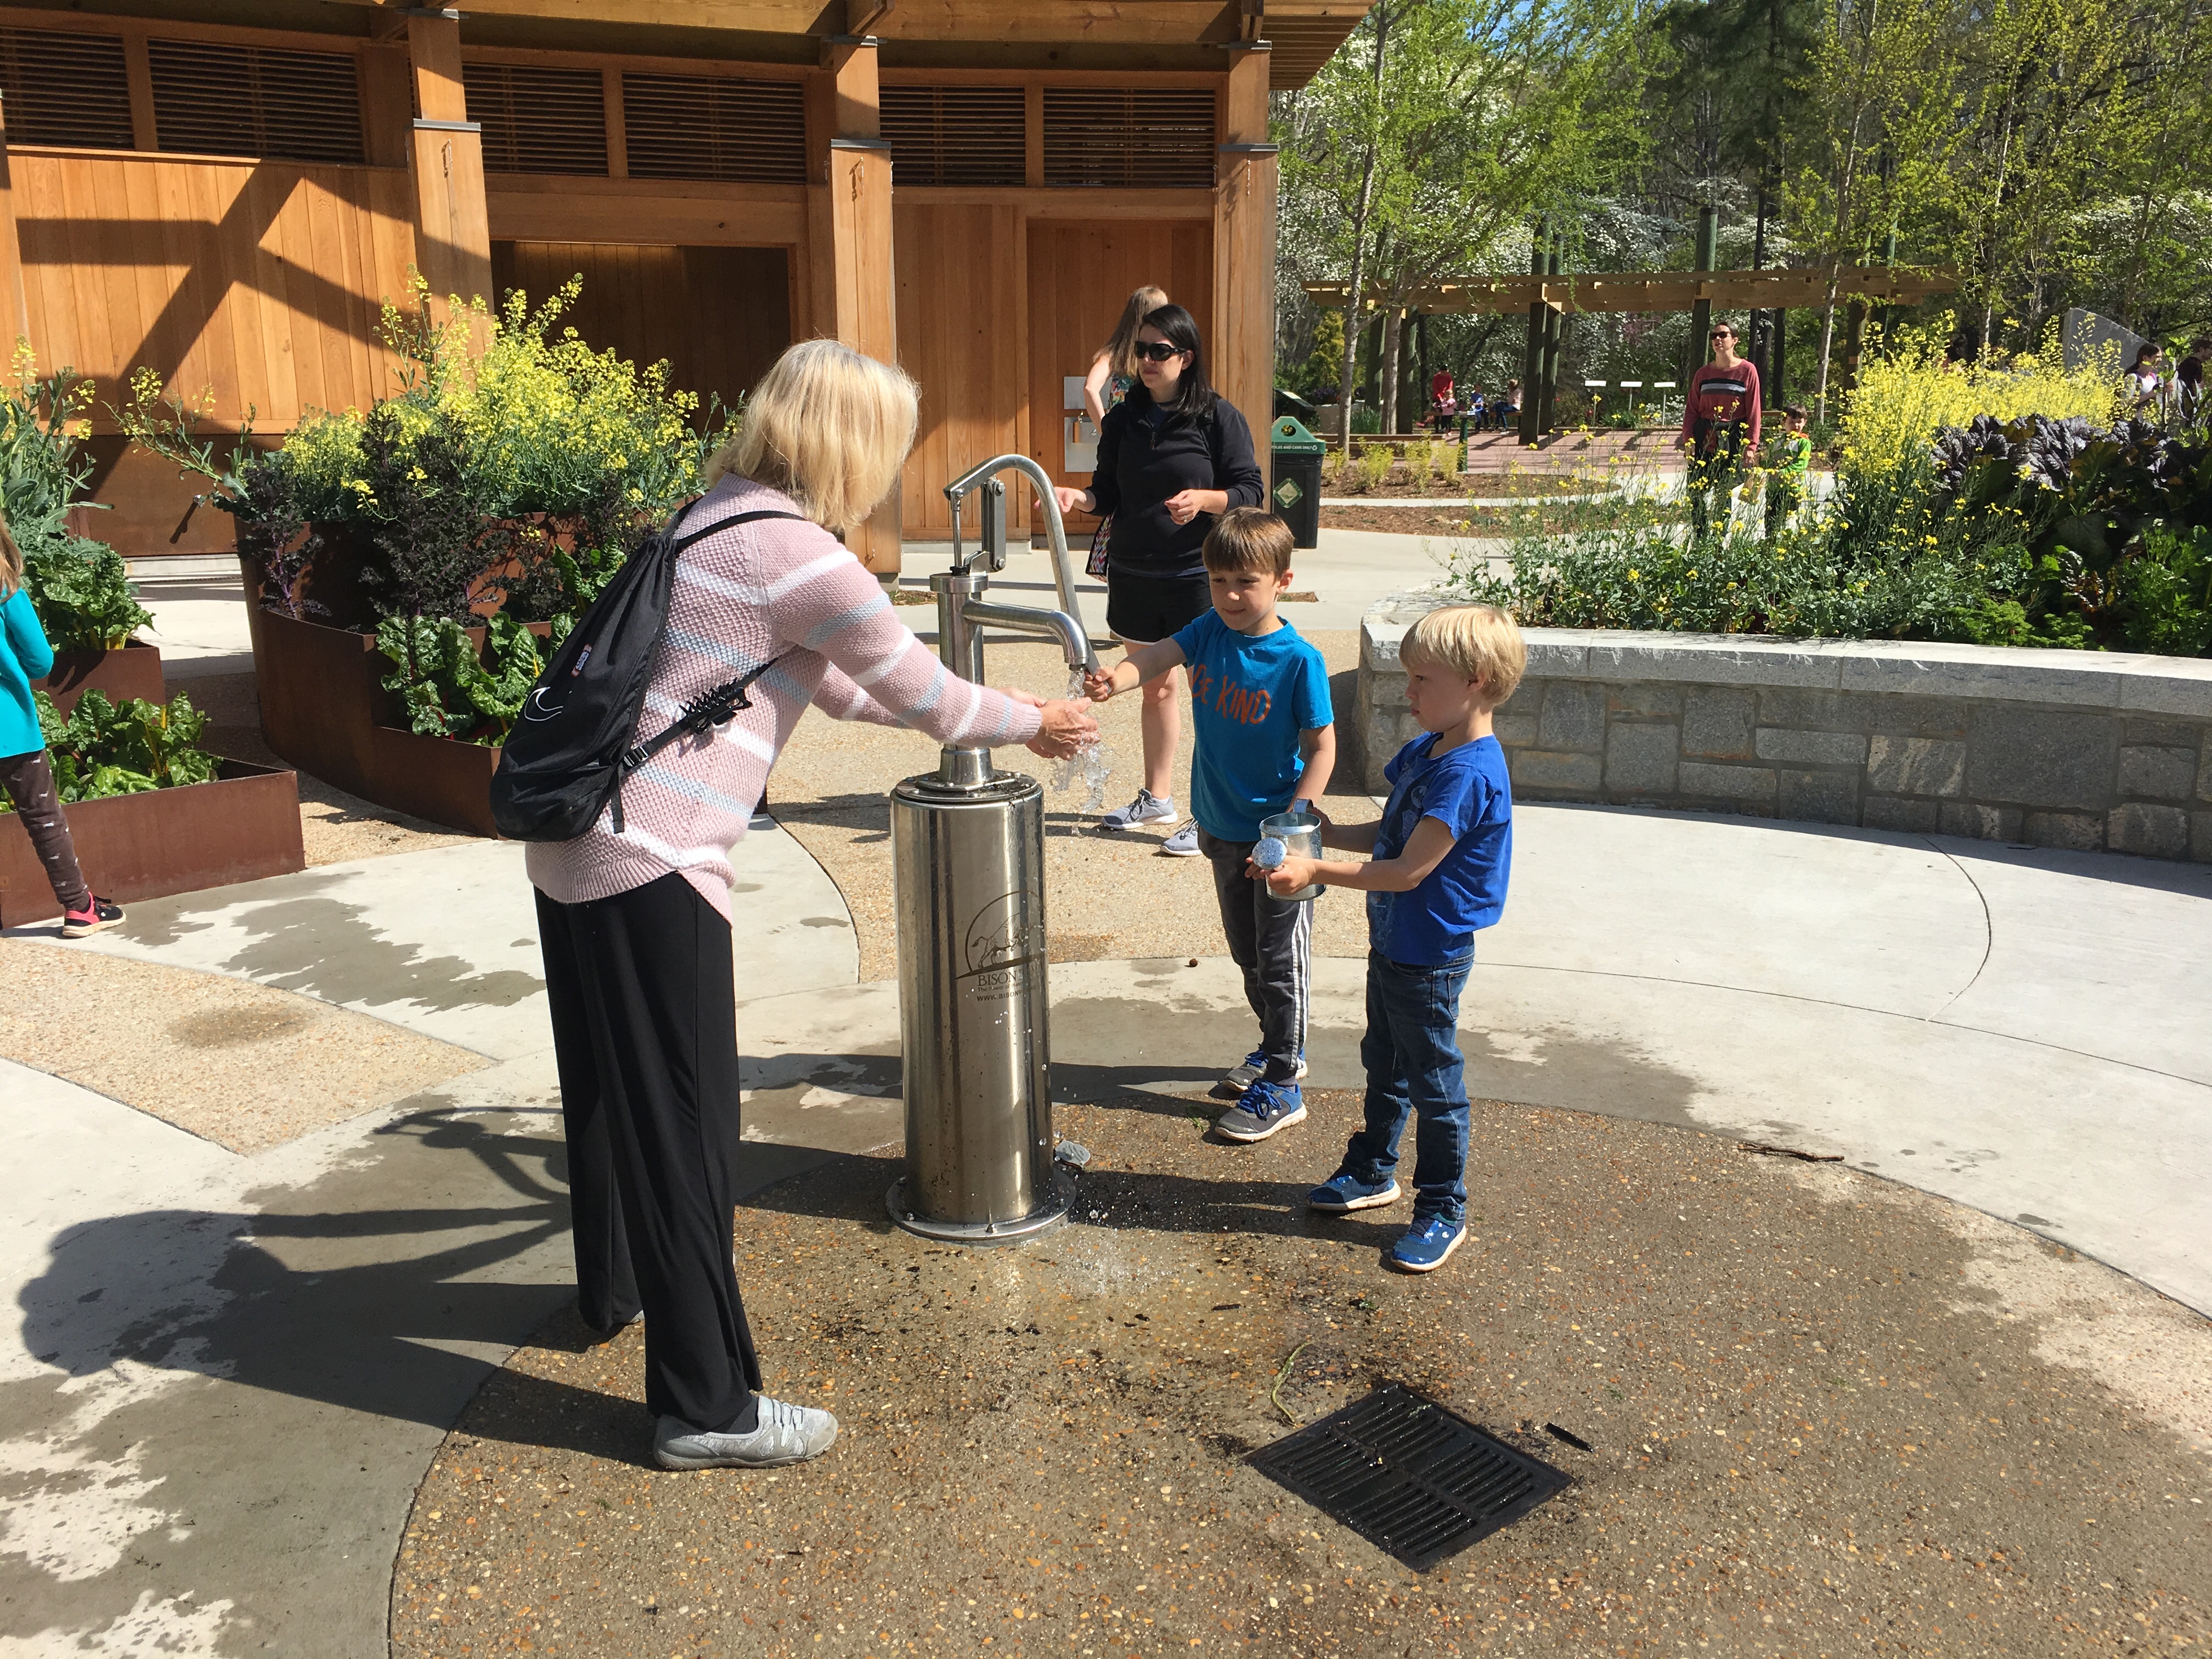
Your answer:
[1304,266,1959,315]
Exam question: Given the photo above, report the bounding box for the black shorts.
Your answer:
[1105,569,1210,644]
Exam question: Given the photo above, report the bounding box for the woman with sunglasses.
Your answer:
[1675,321,1763,539]
[1054,304,1265,855]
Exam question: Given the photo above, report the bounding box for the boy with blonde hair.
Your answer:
[1087,506,1335,1143]
[1256,603,1523,1272]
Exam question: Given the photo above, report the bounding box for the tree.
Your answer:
[1280,0,1654,455]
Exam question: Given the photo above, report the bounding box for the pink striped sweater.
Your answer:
[526,475,1044,918]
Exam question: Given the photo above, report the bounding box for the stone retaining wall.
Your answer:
[1358,596,2212,862]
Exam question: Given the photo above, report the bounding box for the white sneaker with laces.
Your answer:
[653,1396,839,1470]
[1098,788,1177,832]
[1160,821,1201,856]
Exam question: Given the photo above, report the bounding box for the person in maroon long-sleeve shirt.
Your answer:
[1676,321,1763,538]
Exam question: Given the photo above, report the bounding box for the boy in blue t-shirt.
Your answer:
[1085,507,1335,1143]
[1255,603,1524,1273]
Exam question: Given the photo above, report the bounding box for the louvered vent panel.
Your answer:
[150,38,363,163]
[465,63,607,176]
[879,86,1024,187]
[623,74,804,183]
[1043,88,1214,188]
[0,29,135,149]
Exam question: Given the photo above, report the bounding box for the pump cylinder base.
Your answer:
[885,1167,1075,1245]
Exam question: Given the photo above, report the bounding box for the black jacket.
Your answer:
[1088,387,1266,579]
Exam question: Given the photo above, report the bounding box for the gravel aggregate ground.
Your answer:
[768,636,1378,985]
[0,937,488,1151]
[389,1092,2212,1658]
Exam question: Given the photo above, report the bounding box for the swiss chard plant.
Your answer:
[2,689,222,808]
[375,612,543,745]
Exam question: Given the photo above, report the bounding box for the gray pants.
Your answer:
[1,749,90,911]
[1199,827,1314,1082]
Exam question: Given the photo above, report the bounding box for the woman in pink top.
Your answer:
[531,340,1096,1472]
[1675,321,1763,539]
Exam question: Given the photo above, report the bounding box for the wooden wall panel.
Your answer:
[490,240,792,420]
[1024,218,1211,526]
[14,149,416,432]
[893,200,1026,537]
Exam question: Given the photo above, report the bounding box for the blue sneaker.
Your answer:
[1308,1171,1402,1213]
[1388,1214,1466,1273]
[1214,1047,1308,1099]
[1211,1077,1307,1143]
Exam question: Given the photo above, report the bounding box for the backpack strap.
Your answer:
[603,504,807,832]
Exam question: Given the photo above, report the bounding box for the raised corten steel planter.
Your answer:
[238,549,536,837]
[0,759,306,927]
[33,639,165,715]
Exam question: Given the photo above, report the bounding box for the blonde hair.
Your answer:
[707,340,918,533]
[1098,285,1171,381]
[1202,506,1294,577]
[0,510,20,599]
[1402,604,1526,707]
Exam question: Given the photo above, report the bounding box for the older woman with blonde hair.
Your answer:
[529,338,1096,1474]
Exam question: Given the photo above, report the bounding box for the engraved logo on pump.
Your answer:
[958,888,1042,1002]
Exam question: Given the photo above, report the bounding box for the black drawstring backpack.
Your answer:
[489,500,804,842]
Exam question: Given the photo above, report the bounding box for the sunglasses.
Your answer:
[1711,330,1734,340]
[1133,341,1186,363]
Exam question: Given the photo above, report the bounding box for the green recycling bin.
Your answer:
[1269,415,1325,549]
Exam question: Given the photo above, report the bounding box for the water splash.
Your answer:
[1049,668,1113,812]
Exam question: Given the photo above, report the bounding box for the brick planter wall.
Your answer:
[1358,595,2212,862]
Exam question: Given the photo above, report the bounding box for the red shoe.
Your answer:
[60,895,124,938]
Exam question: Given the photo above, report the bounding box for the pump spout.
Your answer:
[958,597,1099,677]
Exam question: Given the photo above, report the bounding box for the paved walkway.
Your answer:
[3,735,2209,1649]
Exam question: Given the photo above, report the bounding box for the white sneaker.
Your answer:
[653,1396,839,1469]
[1099,788,1177,832]
[1160,821,1202,856]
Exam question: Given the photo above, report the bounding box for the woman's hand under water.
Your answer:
[1024,698,1099,760]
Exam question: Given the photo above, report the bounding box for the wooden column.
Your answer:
[1689,204,1717,384]
[1518,221,1547,444]
[0,94,30,351]
[407,9,493,314]
[1212,42,1276,497]
[808,35,900,573]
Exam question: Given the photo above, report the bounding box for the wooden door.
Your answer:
[1025,221,1212,534]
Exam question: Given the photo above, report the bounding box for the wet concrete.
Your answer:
[389,1090,2212,1658]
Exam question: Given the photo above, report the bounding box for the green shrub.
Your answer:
[376,612,543,744]
[4,689,221,807]
[1,353,148,650]
[1355,444,1396,492]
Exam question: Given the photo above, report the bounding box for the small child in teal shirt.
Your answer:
[1086,507,1335,1143]
[1256,603,1524,1273]
[0,514,124,936]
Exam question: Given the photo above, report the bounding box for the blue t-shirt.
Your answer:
[1170,611,1334,840]
[1366,732,1513,965]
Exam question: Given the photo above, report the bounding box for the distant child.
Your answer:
[1255,604,1523,1273]
[1764,404,1812,537]
[1085,507,1335,1143]
[0,512,123,936]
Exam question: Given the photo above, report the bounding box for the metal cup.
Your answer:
[1259,809,1323,903]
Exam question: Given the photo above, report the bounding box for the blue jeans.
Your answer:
[1344,949,1473,1223]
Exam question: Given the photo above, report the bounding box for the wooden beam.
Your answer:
[602,67,629,179]
[806,41,900,573]
[1212,43,1273,482]
[485,177,808,246]
[0,92,30,351]
[407,12,494,313]
[120,30,156,152]
[1306,267,1960,315]
[369,0,1261,46]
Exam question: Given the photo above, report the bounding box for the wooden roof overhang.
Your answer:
[332,0,1375,87]
[1306,267,1960,314]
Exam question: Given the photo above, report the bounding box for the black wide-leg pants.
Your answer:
[536,872,763,1434]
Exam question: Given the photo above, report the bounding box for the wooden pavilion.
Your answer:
[0,0,1374,570]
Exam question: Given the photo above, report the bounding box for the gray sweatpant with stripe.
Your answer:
[1198,827,1314,1083]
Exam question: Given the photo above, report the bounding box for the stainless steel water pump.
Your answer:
[885,455,1098,1243]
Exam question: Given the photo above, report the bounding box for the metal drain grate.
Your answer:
[1248,1384,1571,1570]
